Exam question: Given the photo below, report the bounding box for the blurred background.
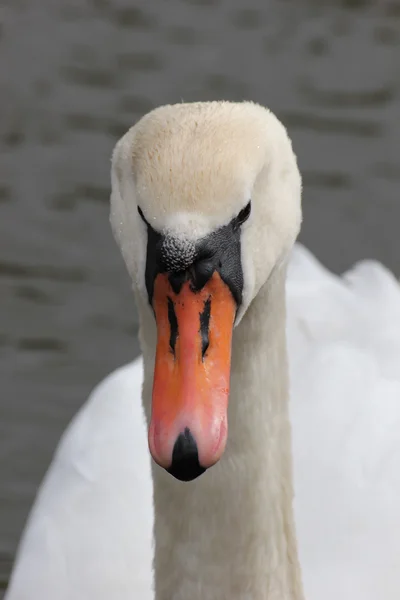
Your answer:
[0,0,398,594]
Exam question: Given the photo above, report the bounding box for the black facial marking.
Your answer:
[199,297,211,359]
[138,201,251,310]
[141,216,163,305]
[167,297,178,356]
[192,224,243,306]
[235,200,251,228]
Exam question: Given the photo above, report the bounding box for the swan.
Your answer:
[6,101,400,600]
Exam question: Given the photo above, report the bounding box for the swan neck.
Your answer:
[140,265,304,600]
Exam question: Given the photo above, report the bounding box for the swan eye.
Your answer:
[137,205,147,224]
[236,200,251,227]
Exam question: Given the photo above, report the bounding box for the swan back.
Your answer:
[6,361,153,600]
[288,245,400,600]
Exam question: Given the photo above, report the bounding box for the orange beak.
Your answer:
[148,272,236,480]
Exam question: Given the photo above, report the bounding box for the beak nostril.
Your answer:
[167,428,206,482]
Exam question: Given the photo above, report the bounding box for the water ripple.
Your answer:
[115,52,164,72]
[0,187,11,203]
[302,171,353,189]
[60,66,117,89]
[231,8,264,30]
[282,111,382,137]
[111,7,157,29]
[0,262,86,283]
[15,285,56,305]
[17,338,68,353]
[300,80,395,108]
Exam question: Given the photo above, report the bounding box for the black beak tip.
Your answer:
[166,428,207,482]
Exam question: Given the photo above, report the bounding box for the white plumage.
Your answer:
[7,244,400,600]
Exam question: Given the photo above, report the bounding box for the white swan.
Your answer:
[6,101,400,600]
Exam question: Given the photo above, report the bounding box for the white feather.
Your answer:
[6,243,400,600]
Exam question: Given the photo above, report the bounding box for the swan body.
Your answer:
[6,358,153,600]
[6,102,400,600]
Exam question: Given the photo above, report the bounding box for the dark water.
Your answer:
[0,0,399,591]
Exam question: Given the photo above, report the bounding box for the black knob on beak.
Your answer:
[167,428,206,482]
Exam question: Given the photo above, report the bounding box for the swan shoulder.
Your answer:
[288,244,400,600]
[6,359,153,600]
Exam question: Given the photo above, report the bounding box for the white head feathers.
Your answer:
[110,100,302,322]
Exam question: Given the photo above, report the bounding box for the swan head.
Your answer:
[110,101,302,481]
